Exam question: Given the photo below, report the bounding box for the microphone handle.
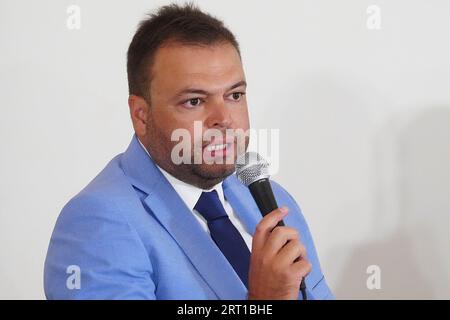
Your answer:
[248,178,282,223]
[248,178,307,299]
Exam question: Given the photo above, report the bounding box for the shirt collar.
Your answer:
[137,138,226,211]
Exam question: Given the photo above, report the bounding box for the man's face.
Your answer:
[137,41,250,189]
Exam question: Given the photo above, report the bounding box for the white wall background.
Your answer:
[1,0,449,299]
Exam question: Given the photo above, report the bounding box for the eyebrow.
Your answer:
[173,80,247,99]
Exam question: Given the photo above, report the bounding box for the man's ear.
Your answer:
[128,95,150,137]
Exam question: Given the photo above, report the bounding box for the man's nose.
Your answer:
[205,99,233,129]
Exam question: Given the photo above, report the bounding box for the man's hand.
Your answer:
[247,207,312,300]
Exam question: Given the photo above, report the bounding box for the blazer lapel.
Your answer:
[223,174,262,237]
[121,135,247,299]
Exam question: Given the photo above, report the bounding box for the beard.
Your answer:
[191,162,236,180]
[173,147,238,189]
[162,139,246,189]
[145,119,248,189]
[186,134,249,187]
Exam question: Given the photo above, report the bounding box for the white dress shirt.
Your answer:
[138,139,253,251]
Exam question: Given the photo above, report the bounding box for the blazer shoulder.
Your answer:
[52,155,147,243]
[270,180,305,218]
[60,154,144,218]
[45,168,156,299]
[268,180,334,299]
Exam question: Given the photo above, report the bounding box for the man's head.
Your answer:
[127,3,250,189]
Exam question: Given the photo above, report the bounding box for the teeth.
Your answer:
[206,143,227,151]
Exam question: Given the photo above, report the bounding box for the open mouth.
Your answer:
[203,140,235,161]
[205,143,232,152]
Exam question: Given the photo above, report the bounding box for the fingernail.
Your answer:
[280,206,288,214]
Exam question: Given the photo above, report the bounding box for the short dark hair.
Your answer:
[126,2,241,101]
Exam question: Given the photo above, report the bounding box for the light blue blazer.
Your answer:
[44,135,334,300]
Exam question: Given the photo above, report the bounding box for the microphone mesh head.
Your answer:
[235,152,270,186]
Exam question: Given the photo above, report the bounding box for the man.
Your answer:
[44,3,334,300]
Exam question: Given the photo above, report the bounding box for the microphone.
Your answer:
[235,151,307,300]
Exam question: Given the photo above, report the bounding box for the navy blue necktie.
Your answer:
[194,190,251,288]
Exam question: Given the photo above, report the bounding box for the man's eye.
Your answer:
[229,92,246,101]
[182,98,203,108]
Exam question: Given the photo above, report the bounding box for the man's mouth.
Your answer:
[205,143,232,152]
[202,138,235,161]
